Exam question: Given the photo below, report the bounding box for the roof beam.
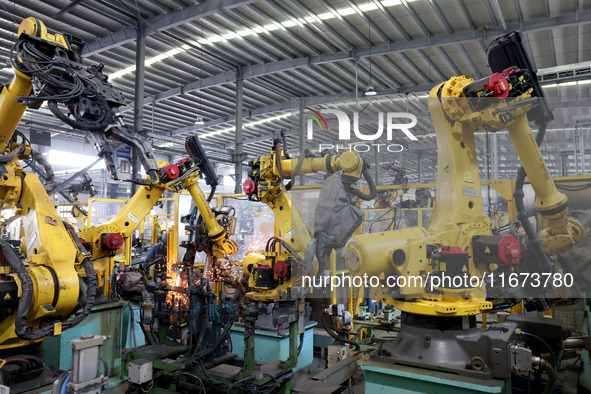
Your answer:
[172,88,591,138]
[171,86,432,136]
[121,9,591,113]
[82,0,261,56]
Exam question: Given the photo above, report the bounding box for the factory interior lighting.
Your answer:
[365,84,377,96]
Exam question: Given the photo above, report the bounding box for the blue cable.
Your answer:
[522,331,557,367]
[60,373,71,394]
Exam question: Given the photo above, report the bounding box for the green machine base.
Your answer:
[358,357,511,394]
[41,300,144,386]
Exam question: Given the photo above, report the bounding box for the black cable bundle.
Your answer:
[512,124,554,272]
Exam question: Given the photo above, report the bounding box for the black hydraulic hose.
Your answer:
[193,320,232,361]
[60,222,97,330]
[512,123,553,271]
[0,145,25,164]
[297,332,305,356]
[344,166,377,201]
[275,142,306,181]
[3,228,94,340]
[319,310,360,351]
[5,226,98,341]
[62,257,97,330]
[206,185,217,203]
[1,240,47,340]
[184,320,233,369]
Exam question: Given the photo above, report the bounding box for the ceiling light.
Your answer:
[559,81,577,87]
[200,113,291,139]
[195,116,205,125]
[107,0,417,79]
[365,85,377,96]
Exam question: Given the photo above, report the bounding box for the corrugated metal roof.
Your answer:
[0,0,589,182]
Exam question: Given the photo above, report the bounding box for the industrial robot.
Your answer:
[345,31,586,388]
[240,136,379,379]
[0,17,239,392]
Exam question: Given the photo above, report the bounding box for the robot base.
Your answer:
[370,313,528,379]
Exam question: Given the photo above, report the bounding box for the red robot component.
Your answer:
[274,261,289,278]
[102,233,124,250]
[243,179,256,195]
[164,164,180,180]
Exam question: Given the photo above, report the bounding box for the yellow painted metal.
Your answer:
[489,179,517,221]
[243,149,366,302]
[509,302,523,315]
[0,170,80,349]
[507,115,565,213]
[183,175,237,257]
[79,186,166,273]
[281,151,363,179]
[0,72,32,151]
[0,17,234,349]
[168,224,177,268]
[346,76,584,317]
[0,18,69,151]
[18,17,69,49]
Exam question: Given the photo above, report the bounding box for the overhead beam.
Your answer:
[82,0,261,56]
[171,67,591,137]
[171,86,430,136]
[146,132,233,155]
[120,9,591,113]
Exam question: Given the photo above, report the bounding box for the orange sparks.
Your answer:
[165,265,189,308]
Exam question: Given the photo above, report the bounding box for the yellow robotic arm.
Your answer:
[242,140,375,301]
[345,66,584,317]
[435,74,584,254]
[0,19,236,349]
[0,18,64,151]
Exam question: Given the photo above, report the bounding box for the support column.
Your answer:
[561,153,569,176]
[234,73,243,194]
[374,147,379,186]
[131,25,145,195]
[299,100,306,186]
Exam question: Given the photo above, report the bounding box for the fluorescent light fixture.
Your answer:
[200,113,291,139]
[107,0,415,80]
[559,81,577,87]
[365,84,377,96]
[359,3,379,11]
[338,7,356,16]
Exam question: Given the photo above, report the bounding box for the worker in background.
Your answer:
[142,232,168,279]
